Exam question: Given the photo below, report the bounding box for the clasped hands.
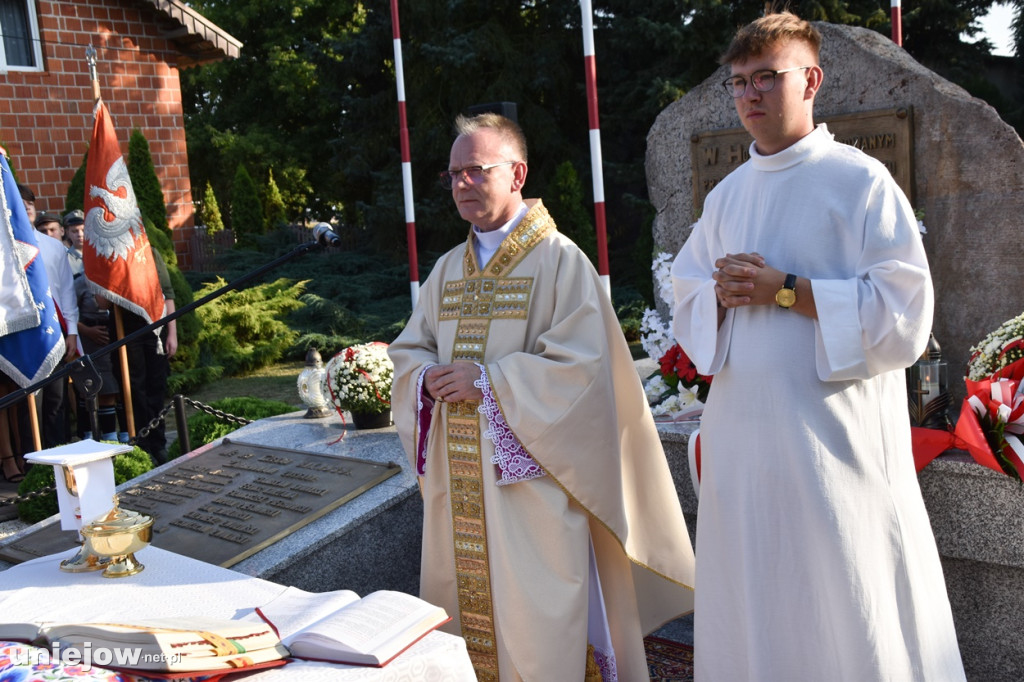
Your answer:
[712,252,784,309]
[424,362,483,403]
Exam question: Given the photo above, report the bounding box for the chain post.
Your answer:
[173,394,190,456]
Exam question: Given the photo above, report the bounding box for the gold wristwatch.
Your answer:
[775,273,797,309]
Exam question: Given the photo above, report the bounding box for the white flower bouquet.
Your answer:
[966,310,1024,382]
[322,342,393,415]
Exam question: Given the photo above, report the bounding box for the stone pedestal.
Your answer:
[918,453,1024,681]
[657,422,1024,681]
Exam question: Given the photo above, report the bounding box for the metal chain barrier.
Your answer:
[0,395,253,509]
[180,396,253,427]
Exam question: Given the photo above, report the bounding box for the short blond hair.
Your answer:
[720,11,821,65]
[453,113,528,163]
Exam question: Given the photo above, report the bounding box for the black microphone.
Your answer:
[313,222,342,247]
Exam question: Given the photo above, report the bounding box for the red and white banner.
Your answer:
[83,102,163,324]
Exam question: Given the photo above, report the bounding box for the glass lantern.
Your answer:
[297,347,331,418]
[907,333,951,429]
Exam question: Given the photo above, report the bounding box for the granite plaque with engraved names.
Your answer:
[0,438,401,567]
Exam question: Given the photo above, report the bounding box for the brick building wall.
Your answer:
[0,1,200,268]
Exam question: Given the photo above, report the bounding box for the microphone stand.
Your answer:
[0,238,328,417]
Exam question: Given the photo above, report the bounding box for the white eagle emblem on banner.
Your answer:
[86,156,145,261]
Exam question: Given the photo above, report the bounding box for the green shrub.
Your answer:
[230,164,263,238]
[2,143,20,180]
[64,149,87,212]
[199,181,225,233]
[263,168,288,231]
[615,290,648,344]
[193,277,306,376]
[146,225,201,391]
[128,129,170,238]
[545,160,597,266]
[17,446,154,524]
[167,397,295,459]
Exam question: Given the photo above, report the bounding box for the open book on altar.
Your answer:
[255,585,451,667]
[0,616,289,674]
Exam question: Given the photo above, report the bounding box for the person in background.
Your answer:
[64,209,122,442]
[116,247,176,463]
[17,183,35,224]
[33,212,64,242]
[388,112,695,681]
[670,12,965,680]
[26,207,79,449]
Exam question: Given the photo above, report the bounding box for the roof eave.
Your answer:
[139,0,242,68]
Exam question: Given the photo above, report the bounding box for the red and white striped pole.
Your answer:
[579,0,611,297]
[389,0,420,309]
[891,0,903,46]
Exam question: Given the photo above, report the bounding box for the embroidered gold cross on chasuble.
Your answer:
[438,208,554,681]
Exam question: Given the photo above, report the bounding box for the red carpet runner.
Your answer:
[645,635,695,681]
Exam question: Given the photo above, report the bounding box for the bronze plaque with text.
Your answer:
[0,439,401,567]
[690,106,914,219]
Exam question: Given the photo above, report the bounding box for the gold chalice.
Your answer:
[79,496,154,578]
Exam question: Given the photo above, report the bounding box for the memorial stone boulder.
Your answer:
[646,22,1024,401]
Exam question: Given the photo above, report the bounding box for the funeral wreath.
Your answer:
[955,310,1024,481]
[322,342,393,416]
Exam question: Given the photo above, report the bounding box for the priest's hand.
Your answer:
[424,362,483,403]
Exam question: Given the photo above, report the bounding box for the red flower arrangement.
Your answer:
[656,343,713,404]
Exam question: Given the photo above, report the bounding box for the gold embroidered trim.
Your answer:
[446,399,499,680]
[484,209,554,277]
[439,202,557,681]
[440,281,466,320]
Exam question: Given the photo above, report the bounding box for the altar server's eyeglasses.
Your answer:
[439,162,516,190]
[722,66,811,98]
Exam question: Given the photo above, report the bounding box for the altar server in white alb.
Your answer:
[670,12,965,681]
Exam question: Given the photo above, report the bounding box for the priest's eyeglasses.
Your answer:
[439,162,516,190]
[722,66,811,98]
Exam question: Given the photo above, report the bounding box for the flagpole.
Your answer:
[891,0,903,46]
[389,0,420,310]
[579,0,611,298]
[85,46,137,439]
[26,394,41,451]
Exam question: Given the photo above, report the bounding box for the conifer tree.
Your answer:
[1,142,21,182]
[199,181,225,233]
[546,161,596,265]
[128,129,170,237]
[263,168,287,231]
[230,164,263,238]
[65,150,87,213]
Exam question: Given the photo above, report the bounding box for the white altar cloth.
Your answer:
[0,546,476,682]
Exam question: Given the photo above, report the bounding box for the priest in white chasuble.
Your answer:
[389,112,695,681]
